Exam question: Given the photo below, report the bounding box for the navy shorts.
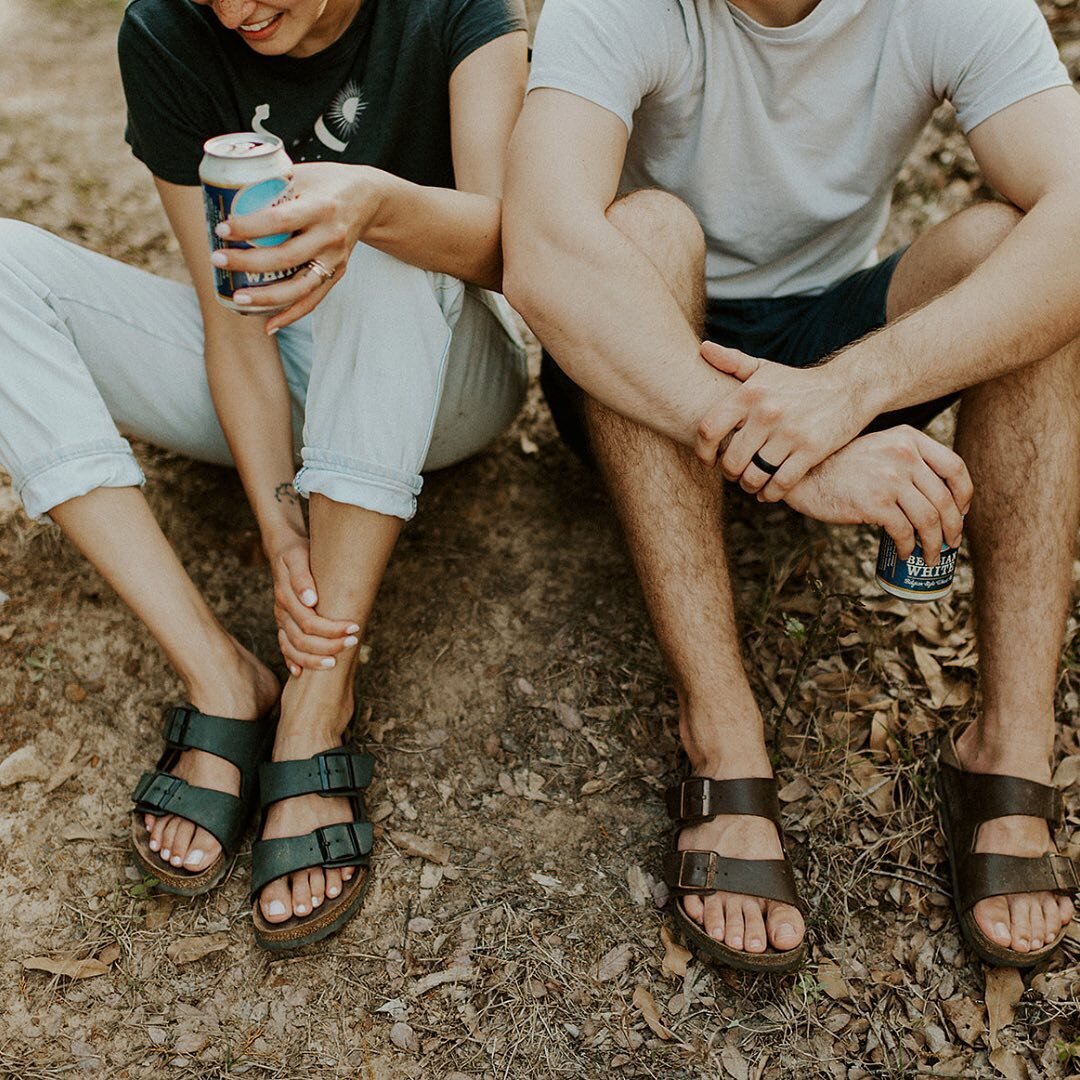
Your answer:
[540,249,958,462]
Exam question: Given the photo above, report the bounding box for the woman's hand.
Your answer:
[209,162,390,333]
[267,529,362,676]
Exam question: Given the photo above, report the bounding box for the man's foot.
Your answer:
[953,728,1074,954]
[678,806,805,955]
[143,639,279,873]
[256,702,357,924]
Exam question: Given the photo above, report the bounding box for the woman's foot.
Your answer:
[679,808,806,955]
[953,727,1074,954]
[143,638,279,873]
[256,693,357,924]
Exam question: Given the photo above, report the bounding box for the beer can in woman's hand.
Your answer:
[876,531,958,602]
[199,133,300,313]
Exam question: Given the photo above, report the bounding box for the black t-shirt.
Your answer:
[119,0,527,187]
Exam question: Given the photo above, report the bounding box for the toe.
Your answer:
[973,896,1013,948]
[1042,895,1062,943]
[326,868,343,900]
[702,893,726,942]
[309,868,326,909]
[1028,897,1046,951]
[144,813,156,832]
[160,816,181,863]
[743,899,767,954]
[184,827,220,870]
[683,893,706,926]
[260,878,292,924]
[724,896,745,952]
[342,866,355,883]
[149,813,170,853]
[766,901,804,953]
[1007,894,1032,953]
[1059,895,1074,928]
[291,872,313,919]
[169,820,196,868]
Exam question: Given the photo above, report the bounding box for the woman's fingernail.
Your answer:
[301,589,317,606]
[267,900,286,917]
[234,293,252,306]
[320,657,336,669]
[215,223,231,238]
[210,252,227,267]
[343,636,359,648]
[290,666,301,677]
[267,326,280,336]
[346,624,360,634]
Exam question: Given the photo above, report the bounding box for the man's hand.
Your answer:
[696,342,877,501]
[268,530,361,677]
[784,426,973,562]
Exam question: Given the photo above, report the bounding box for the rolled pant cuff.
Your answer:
[294,451,423,522]
[16,438,145,521]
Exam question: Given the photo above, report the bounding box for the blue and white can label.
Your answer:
[876,533,958,602]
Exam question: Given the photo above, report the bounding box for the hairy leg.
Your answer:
[50,487,279,870]
[888,202,1079,951]
[257,494,401,923]
[586,190,804,955]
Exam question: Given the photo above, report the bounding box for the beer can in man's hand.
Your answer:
[876,531,958,602]
[200,133,300,314]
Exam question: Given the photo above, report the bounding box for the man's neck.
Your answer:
[727,0,822,28]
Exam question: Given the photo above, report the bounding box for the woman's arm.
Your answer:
[209,30,528,330]
[155,178,358,672]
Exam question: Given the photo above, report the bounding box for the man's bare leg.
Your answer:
[587,190,804,956]
[50,487,279,872]
[256,494,402,923]
[888,202,1079,953]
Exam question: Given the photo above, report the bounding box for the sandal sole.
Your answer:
[252,867,371,952]
[671,897,806,974]
[130,815,228,897]
[937,765,1066,969]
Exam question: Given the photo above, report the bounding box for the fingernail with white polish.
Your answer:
[321,657,336,669]
[215,223,231,238]
[301,589,317,606]
[185,850,204,867]
[234,293,252,306]
[210,251,227,267]
[267,900,286,917]
[343,635,359,648]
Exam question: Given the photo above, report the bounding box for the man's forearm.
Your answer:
[836,187,1080,419]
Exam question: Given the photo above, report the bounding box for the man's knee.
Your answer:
[606,189,706,278]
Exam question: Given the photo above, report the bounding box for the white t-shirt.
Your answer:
[528,0,1070,299]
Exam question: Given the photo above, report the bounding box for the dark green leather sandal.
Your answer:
[250,748,375,951]
[131,703,278,896]
[664,776,807,974]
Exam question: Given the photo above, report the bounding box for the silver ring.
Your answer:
[307,258,336,282]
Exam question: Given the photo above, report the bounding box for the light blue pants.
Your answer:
[0,220,528,522]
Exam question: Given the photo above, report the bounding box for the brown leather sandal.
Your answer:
[663,776,807,974]
[938,739,1080,968]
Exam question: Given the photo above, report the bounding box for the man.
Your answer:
[503,0,1080,971]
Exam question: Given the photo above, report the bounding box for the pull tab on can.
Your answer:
[876,532,958,602]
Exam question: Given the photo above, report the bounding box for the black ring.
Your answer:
[751,452,781,476]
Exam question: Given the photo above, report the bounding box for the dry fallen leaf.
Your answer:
[986,967,1024,1048]
[989,1048,1029,1080]
[594,942,634,982]
[166,933,229,965]
[1052,755,1080,790]
[145,895,174,931]
[61,823,97,842]
[660,925,691,978]
[777,775,812,803]
[389,831,450,865]
[552,702,582,731]
[632,985,673,1040]
[912,643,970,710]
[849,758,894,818]
[173,1033,208,1055]
[22,945,116,980]
[45,739,84,794]
[0,745,49,787]
[389,1021,419,1052]
[942,995,986,1047]
[816,961,852,1001]
[720,1044,750,1080]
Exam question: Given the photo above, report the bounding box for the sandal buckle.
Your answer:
[1051,855,1080,893]
[315,824,359,864]
[163,706,193,747]
[680,778,713,821]
[318,753,359,795]
[676,849,719,891]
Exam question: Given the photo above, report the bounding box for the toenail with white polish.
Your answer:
[185,850,204,867]
[149,840,159,851]
[171,855,182,866]
[328,887,339,897]
[311,896,322,907]
[161,849,170,859]
[267,901,286,916]
[296,904,308,914]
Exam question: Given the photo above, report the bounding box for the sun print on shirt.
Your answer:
[249,80,368,162]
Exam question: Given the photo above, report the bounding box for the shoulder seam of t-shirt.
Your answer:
[441,0,528,75]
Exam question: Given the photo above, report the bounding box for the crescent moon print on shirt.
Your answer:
[250,81,368,162]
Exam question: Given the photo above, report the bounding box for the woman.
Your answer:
[0,0,528,949]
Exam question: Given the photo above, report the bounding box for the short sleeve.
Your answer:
[442,0,528,75]
[118,5,230,185]
[527,0,682,135]
[926,0,1070,134]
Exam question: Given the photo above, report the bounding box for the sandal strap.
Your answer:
[665,777,781,826]
[131,770,246,853]
[161,704,273,776]
[250,821,373,899]
[939,760,1062,827]
[258,750,374,808]
[662,849,800,907]
[957,851,1080,911]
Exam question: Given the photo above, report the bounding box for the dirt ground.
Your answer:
[1,1,1079,1077]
